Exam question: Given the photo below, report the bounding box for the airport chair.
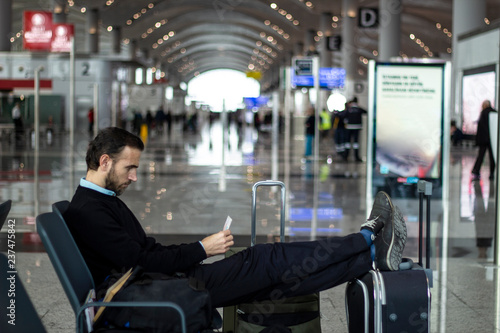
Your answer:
[36,212,187,333]
[52,199,221,331]
[0,199,12,230]
[0,253,48,333]
[52,199,69,220]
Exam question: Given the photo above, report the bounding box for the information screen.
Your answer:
[371,62,446,197]
[291,68,346,89]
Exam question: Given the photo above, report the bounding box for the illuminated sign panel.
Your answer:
[51,24,74,52]
[23,11,53,50]
[23,11,74,52]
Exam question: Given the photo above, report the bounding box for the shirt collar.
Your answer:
[80,177,116,196]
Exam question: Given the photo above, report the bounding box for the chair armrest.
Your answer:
[76,301,187,333]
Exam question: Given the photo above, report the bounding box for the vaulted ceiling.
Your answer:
[9,0,500,90]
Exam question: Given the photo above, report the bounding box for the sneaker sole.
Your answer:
[384,206,407,271]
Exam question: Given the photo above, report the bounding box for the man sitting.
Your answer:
[64,127,407,308]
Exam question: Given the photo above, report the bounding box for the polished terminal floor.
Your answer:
[1,115,499,332]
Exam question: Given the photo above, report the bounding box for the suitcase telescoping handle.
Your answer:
[251,180,286,246]
[417,180,432,269]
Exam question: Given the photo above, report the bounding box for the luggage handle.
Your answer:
[251,180,286,246]
[417,180,432,269]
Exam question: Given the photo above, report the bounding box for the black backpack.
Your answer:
[93,267,213,333]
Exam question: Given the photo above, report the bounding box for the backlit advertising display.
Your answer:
[23,11,74,52]
[368,61,449,198]
[51,24,74,52]
[23,11,53,50]
[461,65,496,136]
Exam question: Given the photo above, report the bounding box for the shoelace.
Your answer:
[363,216,379,230]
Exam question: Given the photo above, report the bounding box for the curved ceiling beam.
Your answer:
[160,35,277,71]
[137,9,292,57]
[170,50,256,75]
[155,23,283,58]
[182,62,258,83]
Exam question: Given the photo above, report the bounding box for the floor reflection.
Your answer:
[0,119,499,332]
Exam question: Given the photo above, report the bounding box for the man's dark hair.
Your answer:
[86,127,144,171]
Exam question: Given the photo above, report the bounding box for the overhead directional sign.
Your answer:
[291,67,346,89]
[293,57,313,76]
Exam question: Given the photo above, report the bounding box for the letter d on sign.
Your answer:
[359,8,378,28]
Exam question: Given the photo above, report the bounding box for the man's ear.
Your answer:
[99,154,112,171]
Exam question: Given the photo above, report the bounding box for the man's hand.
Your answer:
[201,230,234,257]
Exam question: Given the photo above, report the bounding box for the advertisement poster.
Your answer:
[374,63,444,180]
[23,11,53,50]
[51,24,74,52]
[462,66,496,135]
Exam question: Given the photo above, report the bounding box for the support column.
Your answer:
[129,39,138,60]
[112,26,121,54]
[86,8,99,54]
[304,29,317,56]
[378,0,401,61]
[320,12,333,68]
[451,0,486,116]
[342,0,358,98]
[0,0,12,52]
[294,42,304,57]
[319,12,333,114]
[53,0,67,23]
[452,0,485,44]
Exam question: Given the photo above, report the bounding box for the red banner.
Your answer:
[23,11,53,50]
[51,24,74,52]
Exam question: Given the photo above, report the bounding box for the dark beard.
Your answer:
[104,166,129,196]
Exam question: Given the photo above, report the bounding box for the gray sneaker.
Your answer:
[362,191,393,236]
[372,193,407,271]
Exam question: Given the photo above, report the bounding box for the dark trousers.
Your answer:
[189,233,371,307]
[472,144,495,176]
[345,129,361,160]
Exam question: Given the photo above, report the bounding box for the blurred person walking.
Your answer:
[344,97,367,162]
[471,100,497,181]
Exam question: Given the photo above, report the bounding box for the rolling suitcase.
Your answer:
[223,180,321,333]
[345,180,433,333]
